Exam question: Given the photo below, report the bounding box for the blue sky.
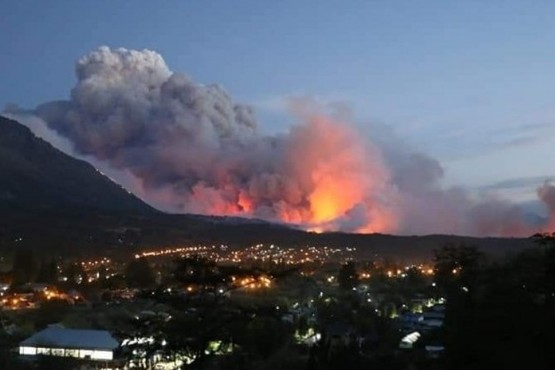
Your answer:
[1,0,555,201]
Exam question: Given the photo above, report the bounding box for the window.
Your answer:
[50,348,64,357]
[65,349,79,358]
[19,346,37,355]
[79,349,94,359]
[36,347,51,355]
[92,350,113,360]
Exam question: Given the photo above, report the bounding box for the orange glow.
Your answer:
[182,112,398,234]
[287,114,397,233]
[308,226,324,234]
[309,174,363,224]
[237,191,254,213]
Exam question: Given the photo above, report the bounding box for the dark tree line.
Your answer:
[436,237,555,370]
[11,250,58,286]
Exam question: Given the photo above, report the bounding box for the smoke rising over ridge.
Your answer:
[7,46,555,236]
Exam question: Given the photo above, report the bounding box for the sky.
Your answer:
[1,0,555,203]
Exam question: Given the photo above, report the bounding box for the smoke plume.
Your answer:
[538,183,555,231]
[6,46,555,236]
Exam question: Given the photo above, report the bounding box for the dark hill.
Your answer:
[0,115,153,213]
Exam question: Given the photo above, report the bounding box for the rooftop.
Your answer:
[20,327,119,351]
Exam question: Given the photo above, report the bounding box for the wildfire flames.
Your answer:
[185,114,397,233]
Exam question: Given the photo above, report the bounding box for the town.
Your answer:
[0,236,552,370]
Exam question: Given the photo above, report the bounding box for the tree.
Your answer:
[35,299,71,329]
[158,260,296,369]
[338,262,358,290]
[11,250,39,286]
[172,256,221,286]
[126,313,167,369]
[433,244,483,369]
[532,232,555,307]
[102,273,127,290]
[439,240,555,370]
[36,259,58,284]
[433,244,482,294]
[245,316,286,359]
[65,262,87,285]
[125,257,156,289]
[297,315,309,337]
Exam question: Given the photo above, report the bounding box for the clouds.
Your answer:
[485,175,555,192]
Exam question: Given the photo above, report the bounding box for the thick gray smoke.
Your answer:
[359,123,551,236]
[33,47,265,211]
[6,46,555,236]
[538,183,555,230]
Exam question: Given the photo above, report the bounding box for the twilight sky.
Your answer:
[1,0,555,203]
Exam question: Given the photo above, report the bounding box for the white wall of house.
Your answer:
[19,345,113,360]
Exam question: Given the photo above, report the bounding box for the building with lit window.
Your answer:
[19,327,119,361]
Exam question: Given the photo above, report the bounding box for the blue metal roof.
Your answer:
[20,327,119,350]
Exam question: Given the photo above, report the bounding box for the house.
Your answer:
[425,345,445,359]
[19,327,119,361]
[399,331,421,349]
[419,308,445,330]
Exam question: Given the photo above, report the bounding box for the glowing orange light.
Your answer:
[237,192,254,213]
[181,114,399,234]
[308,227,324,234]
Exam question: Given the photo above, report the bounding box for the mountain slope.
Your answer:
[0,115,153,213]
